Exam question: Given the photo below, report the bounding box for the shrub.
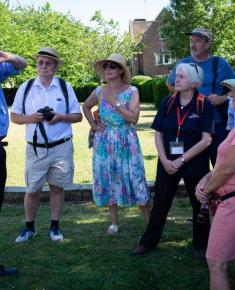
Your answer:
[74,82,99,102]
[139,79,157,103]
[152,77,170,109]
[4,88,17,106]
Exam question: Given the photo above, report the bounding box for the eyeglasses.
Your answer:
[103,62,120,70]
[37,60,56,67]
[189,63,199,74]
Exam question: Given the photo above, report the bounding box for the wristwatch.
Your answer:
[114,102,121,110]
[180,155,185,164]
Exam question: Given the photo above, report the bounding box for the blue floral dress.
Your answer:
[93,85,149,207]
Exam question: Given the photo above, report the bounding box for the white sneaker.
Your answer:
[107,224,118,236]
[15,228,37,243]
[49,228,64,241]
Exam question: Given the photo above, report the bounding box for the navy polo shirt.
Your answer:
[152,91,214,177]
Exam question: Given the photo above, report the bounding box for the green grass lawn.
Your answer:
[2,198,234,290]
[5,103,157,187]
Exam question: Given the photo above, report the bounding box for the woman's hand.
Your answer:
[172,157,184,171]
[91,122,105,133]
[162,158,179,175]
[195,172,212,203]
[105,92,117,107]
[195,174,211,203]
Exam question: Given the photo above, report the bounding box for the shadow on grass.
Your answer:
[143,155,155,161]
[139,104,156,112]
[0,201,218,290]
[136,121,154,131]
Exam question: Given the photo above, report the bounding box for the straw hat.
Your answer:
[221,79,235,91]
[94,53,131,84]
[34,47,63,64]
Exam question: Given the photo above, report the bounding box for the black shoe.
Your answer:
[194,249,206,261]
[0,265,19,276]
[130,245,151,256]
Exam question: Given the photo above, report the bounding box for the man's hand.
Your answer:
[47,112,61,125]
[208,94,227,106]
[28,112,44,124]
[0,51,12,63]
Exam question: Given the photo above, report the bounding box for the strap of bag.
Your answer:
[212,56,219,94]
[22,79,35,115]
[22,78,69,115]
[166,92,204,115]
[58,78,69,114]
[33,122,49,157]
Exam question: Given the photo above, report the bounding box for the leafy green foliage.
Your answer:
[153,77,170,109]
[161,0,235,66]
[0,1,140,87]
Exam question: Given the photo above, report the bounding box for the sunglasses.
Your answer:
[189,63,199,74]
[37,60,56,67]
[103,62,121,70]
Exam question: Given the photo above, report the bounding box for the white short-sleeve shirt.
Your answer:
[11,76,81,143]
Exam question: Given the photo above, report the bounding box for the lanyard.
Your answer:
[176,107,190,141]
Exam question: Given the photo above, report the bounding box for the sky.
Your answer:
[9,0,170,33]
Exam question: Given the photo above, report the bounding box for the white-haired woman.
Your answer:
[82,54,150,235]
[132,63,214,259]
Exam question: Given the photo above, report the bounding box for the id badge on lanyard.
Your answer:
[170,107,190,155]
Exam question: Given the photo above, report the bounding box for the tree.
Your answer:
[161,0,235,66]
[0,1,140,87]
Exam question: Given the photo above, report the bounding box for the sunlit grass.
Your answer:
[6,103,157,187]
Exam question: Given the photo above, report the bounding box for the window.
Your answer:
[154,53,173,65]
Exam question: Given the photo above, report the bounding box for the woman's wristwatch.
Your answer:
[180,155,185,164]
[114,102,121,110]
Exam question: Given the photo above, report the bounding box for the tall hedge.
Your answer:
[152,77,170,109]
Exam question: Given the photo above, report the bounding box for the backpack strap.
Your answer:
[58,78,69,114]
[22,79,35,115]
[166,92,177,114]
[196,93,205,115]
[23,78,69,115]
[212,56,219,94]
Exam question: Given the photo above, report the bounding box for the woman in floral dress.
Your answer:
[83,53,150,235]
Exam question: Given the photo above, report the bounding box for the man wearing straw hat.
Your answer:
[11,47,82,243]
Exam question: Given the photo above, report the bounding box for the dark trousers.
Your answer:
[0,143,7,209]
[209,122,228,166]
[139,172,210,251]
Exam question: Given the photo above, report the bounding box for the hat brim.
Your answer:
[221,79,235,91]
[186,32,210,40]
[33,54,63,65]
[94,59,131,84]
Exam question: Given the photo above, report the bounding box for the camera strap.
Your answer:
[33,122,49,157]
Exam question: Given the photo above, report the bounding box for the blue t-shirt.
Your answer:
[167,55,235,123]
[151,91,214,177]
[0,62,19,138]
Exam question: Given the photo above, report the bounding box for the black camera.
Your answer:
[197,203,209,224]
[37,106,54,122]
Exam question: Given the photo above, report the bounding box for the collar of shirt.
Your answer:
[33,76,59,90]
[173,90,198,109]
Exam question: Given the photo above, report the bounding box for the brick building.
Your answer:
[129,9,172,77]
